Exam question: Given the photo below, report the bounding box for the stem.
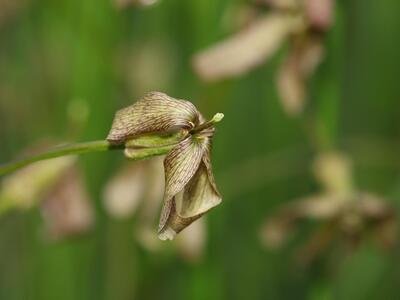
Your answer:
[190,113,224,134]
[0,140,123,176]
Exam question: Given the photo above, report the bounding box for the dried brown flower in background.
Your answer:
[193,13,303,81]
[260,152,397,264]
[193,0,334,117]
[0,153,94,240]
[103,156,207,261]
[41,167,94,240]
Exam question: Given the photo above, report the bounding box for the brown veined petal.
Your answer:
[158,140,222,240]
[107,91,200,143]
[175,160,222,219]
[202,145,221,198]
[158,136,206,238]
[192,13,304,81]
[164,136,206,200]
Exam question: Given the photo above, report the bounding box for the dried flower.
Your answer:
[192,1,334,116]
[107,92,223,240]
[260,152,397,263]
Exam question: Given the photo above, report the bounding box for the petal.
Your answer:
[158,140,222,240]
[158,136,205,233]
[175,160,222,218]
[164,136,205,199]
[107,91,199,143]
[192,13,303,81]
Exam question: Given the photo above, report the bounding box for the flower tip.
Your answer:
[212,113,224,123]
[158,227,177,241]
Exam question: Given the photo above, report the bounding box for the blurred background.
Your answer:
[1,0,400,299]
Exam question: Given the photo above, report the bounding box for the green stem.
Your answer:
[190,112,224,134]
[0,140,123,176]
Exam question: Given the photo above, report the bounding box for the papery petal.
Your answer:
[107,92,199,143]
[193,13,304,81]
[175,161,222,219]
[164,137,205,199]
[158,141,222,240]
[158,136,205,233]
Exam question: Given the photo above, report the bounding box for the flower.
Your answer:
[192,0,334,116]
[260,152,397,264]
[107,91,223,240]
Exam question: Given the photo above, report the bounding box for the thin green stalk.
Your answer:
[0,140,123,176]
[190,113,224,134]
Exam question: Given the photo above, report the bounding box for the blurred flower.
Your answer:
[0,0,28,28]
[193,13,304,81]
[277,34,324,115]
[107,91,222,240]
[304,0,333,31]
[176,217,207,262]
[193,0,334,116]
[0,156,76,211]
[103,156,207,261]
[41,167,94,240]
[260,152,397,264]
[103,161,148,219]
[115,40,176,99]
[0,152,94,240]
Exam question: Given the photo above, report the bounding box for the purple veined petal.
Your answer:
[107,91,200,143]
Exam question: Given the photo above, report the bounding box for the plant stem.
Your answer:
[190,113,224,134]
[0,140,123,176]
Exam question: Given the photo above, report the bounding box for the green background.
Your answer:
[1,0,400,299]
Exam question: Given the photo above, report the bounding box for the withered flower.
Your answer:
[193,0,334,117]
[107,92,223,240]
[260,152,397,264]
